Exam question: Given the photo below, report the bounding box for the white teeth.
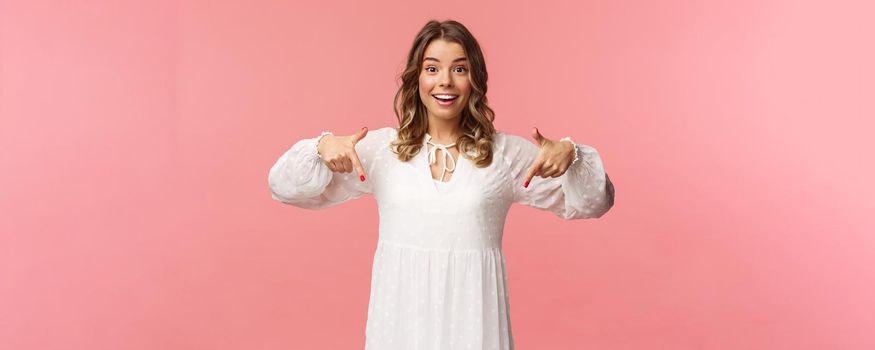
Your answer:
[434,94,458,100]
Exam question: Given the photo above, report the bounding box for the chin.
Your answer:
[428,104,466,120]
[430,110,463,120]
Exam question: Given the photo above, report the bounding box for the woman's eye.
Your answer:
[424,66,466,73]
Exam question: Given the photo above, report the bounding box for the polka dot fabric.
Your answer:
[268,127,615,349]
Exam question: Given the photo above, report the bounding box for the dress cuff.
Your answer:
[559,136,580,166]
[315,131,333,159]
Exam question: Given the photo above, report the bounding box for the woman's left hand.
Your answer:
[523,127,576,188]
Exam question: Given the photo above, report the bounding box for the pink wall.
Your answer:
[2,0,873,349]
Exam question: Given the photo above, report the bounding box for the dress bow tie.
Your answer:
[425,136,456,183]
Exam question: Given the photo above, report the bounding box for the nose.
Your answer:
[439,69,453,87]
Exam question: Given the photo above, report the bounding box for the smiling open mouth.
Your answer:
[432,94,458,106]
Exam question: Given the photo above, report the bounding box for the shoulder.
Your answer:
[367,126,397,138]
[360,126,397,143]
[493,130,535,152]
[491,130,539,172]
[355,126,397,153]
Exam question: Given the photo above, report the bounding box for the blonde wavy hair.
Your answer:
[389,19,497,168]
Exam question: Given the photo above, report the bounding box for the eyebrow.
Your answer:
[423,56,468,63]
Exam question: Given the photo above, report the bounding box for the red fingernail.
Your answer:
[360,175,366,182]
[524,181,529,188]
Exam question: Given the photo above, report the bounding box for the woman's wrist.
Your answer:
[315,131,333,159]
[559,136,579,166]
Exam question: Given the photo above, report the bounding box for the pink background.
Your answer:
[2,0,873,349]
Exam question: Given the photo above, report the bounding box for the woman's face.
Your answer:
[418,39,471,123]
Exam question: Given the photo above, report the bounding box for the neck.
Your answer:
[427,114,462,144]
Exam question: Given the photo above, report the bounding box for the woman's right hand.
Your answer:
[317,127,369,182]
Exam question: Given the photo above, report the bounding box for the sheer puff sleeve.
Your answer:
[503,132,615,220]
[268,127,392,210]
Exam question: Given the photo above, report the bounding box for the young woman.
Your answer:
[268,19,615,350]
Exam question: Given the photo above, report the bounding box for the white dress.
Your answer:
[268,127,615,350]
